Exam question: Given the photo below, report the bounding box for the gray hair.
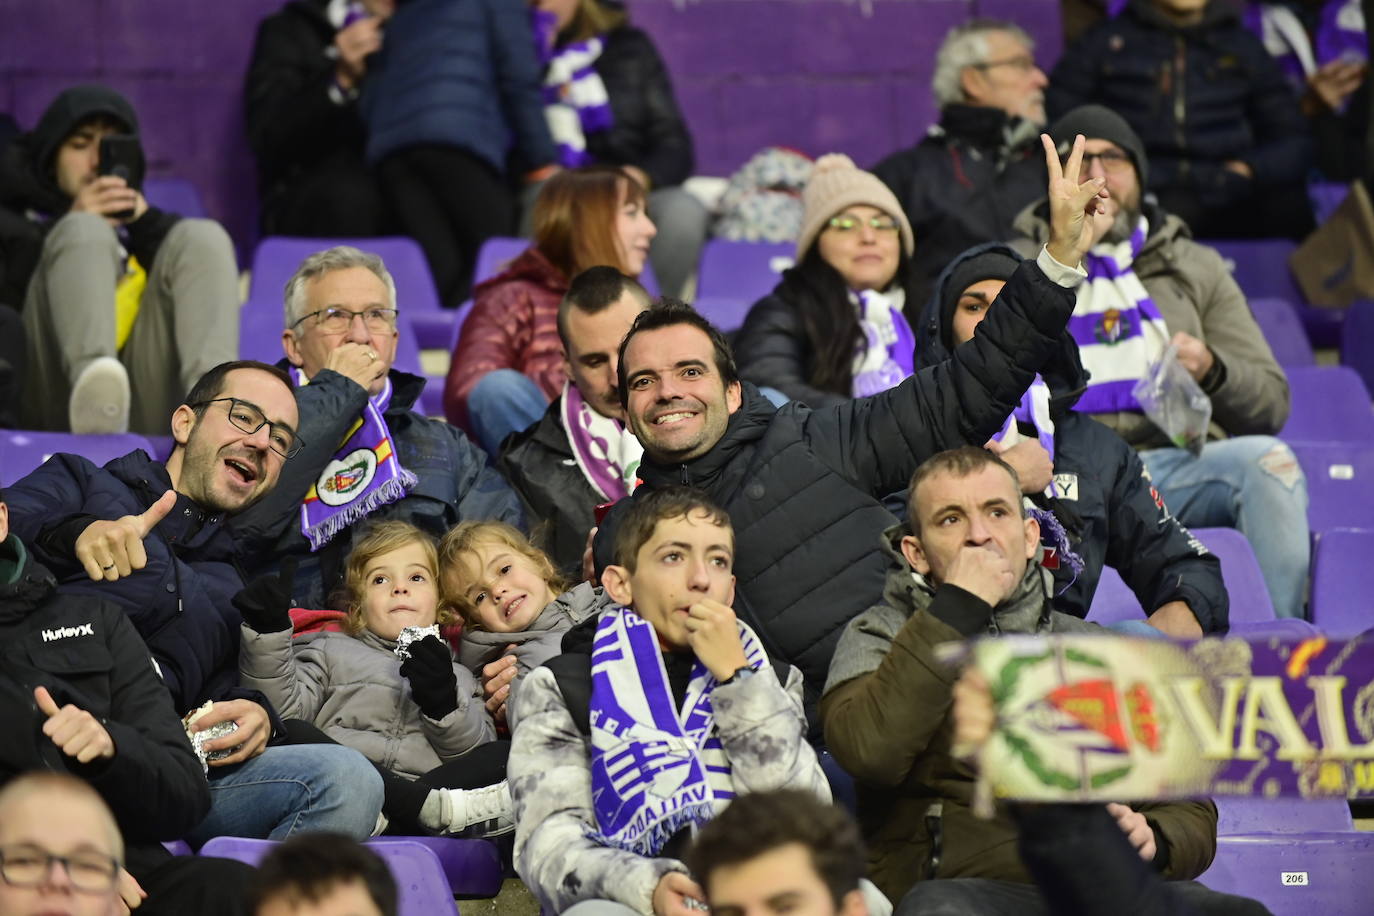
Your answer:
[283,246,398,329]
[931,19,1035,108]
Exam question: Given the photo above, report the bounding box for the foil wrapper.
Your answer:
[183,701,240,774]
[394,624,441,660]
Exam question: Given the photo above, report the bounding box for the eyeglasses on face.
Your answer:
[291,306,398,334]
[190,398,303,459]
[0,846,120,894]
[973,55,1039,74]
[825,215,901,234]
[1067,149,1134,173]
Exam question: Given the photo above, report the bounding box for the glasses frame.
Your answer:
[824,215,902,234]
[972,55,1039,74]
[0,847,121,894]
[290,306,399,333]
[189,397,304,459]
[1072,150,1135,173]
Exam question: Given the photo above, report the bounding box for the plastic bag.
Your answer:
[1132,344,1211,457]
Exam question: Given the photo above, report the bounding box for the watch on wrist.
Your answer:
[723,665,756,685]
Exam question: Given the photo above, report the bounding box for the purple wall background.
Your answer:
[0,0,1061,257]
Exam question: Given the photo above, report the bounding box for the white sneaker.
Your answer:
[422,780,514,838]
[68,357,130,434]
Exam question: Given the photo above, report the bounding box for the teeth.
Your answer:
[655,412,694,425]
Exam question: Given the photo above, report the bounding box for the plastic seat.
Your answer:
[1199,832,1374,916]
[1309,528,1374,635]
[1,430,156,486]
[696,239,794,312]
[1340,299,1374,396]
[142,177,207,219]
[1279,366,1374,445]
[1216,797,1355,835]
[1289,442,1374,536]
[1203,237,1347,349]
[381,837,503,898]
[471,236,660,296]
[1249,298,1315,367]
[247,236,441,312]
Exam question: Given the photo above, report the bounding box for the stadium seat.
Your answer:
[1340,299,1374,396]
[247,237,441,311]
[1279,367,1374,445]
[1309,528,1374,635]
[386,837,503,898]
[0,430,156,486]
[142,177,207,219]
[1310,181,1350,227]
[1249,298,1315,368]
[1204,238,1347,349]
[472,236,660,297]
[1216,797,1355,835]
[1200,831,1374,916]
[1289,442,1374,536]
[694,239,795,331]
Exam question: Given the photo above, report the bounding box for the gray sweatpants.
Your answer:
[21,211,239,435]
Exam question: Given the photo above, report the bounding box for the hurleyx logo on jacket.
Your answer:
[41,623,95,642]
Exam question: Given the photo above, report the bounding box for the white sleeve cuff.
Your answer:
[1036,245,1087,288]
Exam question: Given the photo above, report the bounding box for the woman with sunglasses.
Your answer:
[735,154,919,408]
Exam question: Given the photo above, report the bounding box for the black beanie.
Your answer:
[1048,104,1148,188]
[940,250,1021,349]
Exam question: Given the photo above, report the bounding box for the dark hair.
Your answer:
[612,486,733,571]
[616,299,739,410]
[183,360,292,416]
[248,833,397,916]
[557,265,652,351]
[906,446,1023,534]
[771,245,919,397]
[686,789,866,906]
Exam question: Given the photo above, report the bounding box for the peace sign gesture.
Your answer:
[1043,133,1109,269]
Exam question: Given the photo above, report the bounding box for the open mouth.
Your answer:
[653,410,698,426]
[224,457,259,486]
[502,595,526,620]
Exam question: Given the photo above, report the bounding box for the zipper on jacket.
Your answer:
[924,801,944,879]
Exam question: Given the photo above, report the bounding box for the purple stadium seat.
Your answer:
[1249,298,1315,368]
[1,430,156,486]
[142,177,207,219]
[1340,299,1374,396]
[1204,238,1347,349]
[1310,528,1374,635]
[472,236,660,297]
[383,837,503,898]
[1216,797,1354,835]
[197,836,275,866]
[1290,442,1374,535]
[1279,366,1374,445]
[1310,181,1350,226]
[1200,832,1374,916]
[161,840,194,856]
[247,236,441,312]
[695,239,795,330]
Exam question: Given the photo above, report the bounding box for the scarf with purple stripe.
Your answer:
[990,374,1057,486]
[560,380,642,502]
[852,288,915,398]
[1246,0,1366,93]
[1068,215,1170,415]
[588,605,768,856]
[533,9,613,169]
[295,369,417,551]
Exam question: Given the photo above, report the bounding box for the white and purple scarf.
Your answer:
[990,374,1057,480]
[1246,0,1366,93]
[560,380,642,503]
[852,288,915,398]
[587,606,768,857]
[295,369,417,551]
[533,9,613,169]
[1068,216,1170,415]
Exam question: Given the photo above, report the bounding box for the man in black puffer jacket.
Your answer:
[1047,0,1315,240]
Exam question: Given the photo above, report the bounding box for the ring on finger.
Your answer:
[102,563,116,571]
[367,350,376,360]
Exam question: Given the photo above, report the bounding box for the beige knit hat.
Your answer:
[795,153,915,259]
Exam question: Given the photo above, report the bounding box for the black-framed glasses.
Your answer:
[972,55,1039,74]
[0,845,120,893]
[190,398,303,459]
[290,306,398,334]
[825,215,901,234]
[1069,149,1134,174]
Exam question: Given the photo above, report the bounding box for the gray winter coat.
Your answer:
[239,626,494,780]
[457,582,610,677]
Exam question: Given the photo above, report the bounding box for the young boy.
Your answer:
[508,486,830,916]
[250,833,397,916]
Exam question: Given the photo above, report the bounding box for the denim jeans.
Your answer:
[185,744,384,845]
[1140,436,1309,620]
[468,368,550,456]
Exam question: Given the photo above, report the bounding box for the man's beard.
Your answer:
[1102,204,1142,246]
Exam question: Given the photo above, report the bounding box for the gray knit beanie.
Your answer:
[795,154,915,259]
[1048,104,1148,188]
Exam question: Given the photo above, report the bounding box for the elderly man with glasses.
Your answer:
[2,360,386,853]
[232,246,523,608]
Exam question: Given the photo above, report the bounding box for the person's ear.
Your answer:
[726,380,743,413]
[1023,515,1041,561]
[0,502,9,544]
[602,564,634,606]
[170,404,198,447]
[725,575,736,607]
[281,329,304,368]
[901,533,931,575]
[960,65,988,105]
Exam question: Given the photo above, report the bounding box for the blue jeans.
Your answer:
[1106,619,1168,639]
[185,744,384,845]
[1140,436,1309,620]
[468,368,550,457]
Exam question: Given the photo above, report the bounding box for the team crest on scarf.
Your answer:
[1093,308,1133,345]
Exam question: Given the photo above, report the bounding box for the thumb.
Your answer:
[136,490,178,536]
[33,686,61,718]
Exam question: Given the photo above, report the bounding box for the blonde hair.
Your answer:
[533,166,646,280]
[342,521,456,635]
[438,521,570,628]
[559,0,629,44]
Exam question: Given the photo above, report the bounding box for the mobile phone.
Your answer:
[97,134,146,220]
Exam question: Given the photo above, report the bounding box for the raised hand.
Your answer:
[1043,133,1110,269]
[34,686,116,763]
[323,341,388,391]
[75,489,177,582]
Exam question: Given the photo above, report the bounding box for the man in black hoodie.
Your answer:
[0,84,239,435]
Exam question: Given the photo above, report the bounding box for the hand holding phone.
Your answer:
[97,135,145,222]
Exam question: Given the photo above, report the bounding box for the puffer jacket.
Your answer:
[733,289,863,409]
[915,243,1228,632]
[239,625,493,780]
[1011,200,1290,448]
[1047,0,1312,204]
[820,526,1218,903]
[443,246,569,432]
[359,0,556,172]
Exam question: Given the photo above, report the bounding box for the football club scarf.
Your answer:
[534,9,613,170]
[1068,215,1170,414]
[851,287,915,398]
[588,605,768,856]
[295,369,417,550]
[560,380,642,503]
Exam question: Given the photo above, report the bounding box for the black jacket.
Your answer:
[498,397,603,576]
[0,536,210,847]
[915,243,1228,632]
[598,257,1079,714]
[871,105,1046,305]
[581,26,694,189]
[1047,0,1312,202]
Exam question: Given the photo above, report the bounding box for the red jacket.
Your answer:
[443,246,570,431]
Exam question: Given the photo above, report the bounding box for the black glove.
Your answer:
[400,635,459,720]
[232,557,299,634]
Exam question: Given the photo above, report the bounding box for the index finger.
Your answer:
[1041,133,1063,181]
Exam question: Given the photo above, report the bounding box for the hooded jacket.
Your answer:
[1011,200,1290,449]
[915,243,1228,632]
[820,525,1218,902]
[0,85,181,312]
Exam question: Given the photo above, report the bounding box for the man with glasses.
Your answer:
[233,245,523,607]
[2,361,385,849]
[872,19,1050,304]
[1009,105,1307,621]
